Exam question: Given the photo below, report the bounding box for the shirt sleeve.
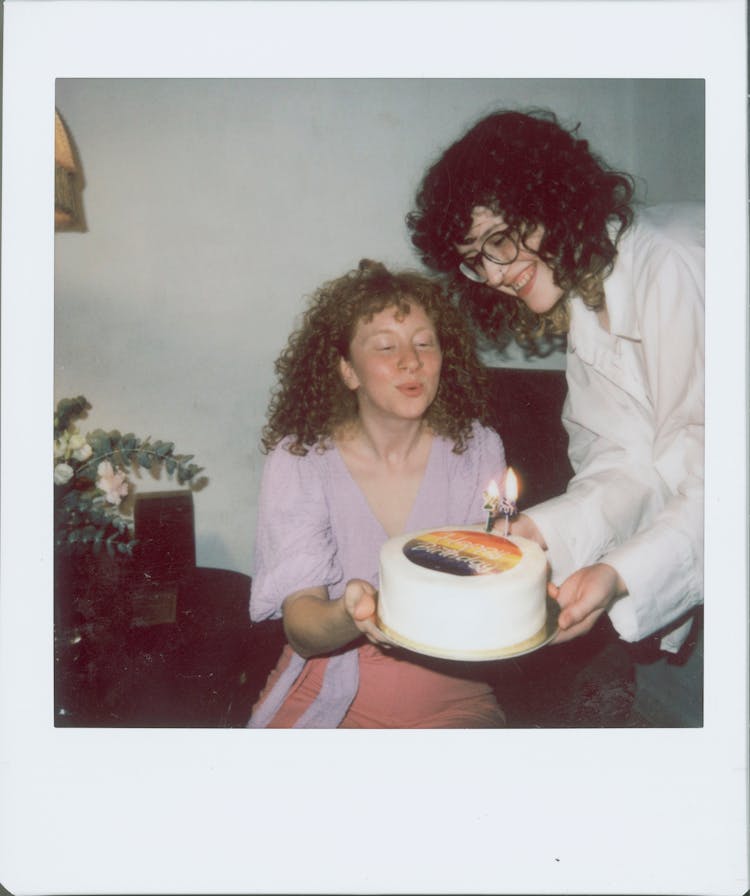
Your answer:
[528,426,670,578]
[250,443,344,622]
[527,231,704,645]
[604,244,704,642]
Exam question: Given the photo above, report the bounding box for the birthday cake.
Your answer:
[377,526,549,660]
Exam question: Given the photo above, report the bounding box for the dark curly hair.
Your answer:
[262,259,491,456]
[407,109,635,354]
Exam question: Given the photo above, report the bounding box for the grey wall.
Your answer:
[54,78,705,574]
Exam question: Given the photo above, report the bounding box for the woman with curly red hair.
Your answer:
[408,109,704,656]
[248,259,507,728]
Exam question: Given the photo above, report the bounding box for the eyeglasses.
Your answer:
[458,228,520,283]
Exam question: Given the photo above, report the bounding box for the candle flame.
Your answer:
[486,479,500,499]
[505,467,518,503]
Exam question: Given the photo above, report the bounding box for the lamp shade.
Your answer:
[55,109,82,229]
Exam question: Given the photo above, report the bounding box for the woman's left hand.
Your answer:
[548,563,626,644]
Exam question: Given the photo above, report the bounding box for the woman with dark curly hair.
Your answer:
[247,259,507,728]
[408,109,704,657]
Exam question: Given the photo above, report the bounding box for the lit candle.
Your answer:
[482,479,501,533]
[500,467,518,537]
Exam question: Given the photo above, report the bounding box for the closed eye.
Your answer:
[485,231,513,250]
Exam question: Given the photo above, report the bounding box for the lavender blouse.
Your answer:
[247,421,506,728]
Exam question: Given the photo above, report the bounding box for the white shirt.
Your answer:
[527,203,705,651]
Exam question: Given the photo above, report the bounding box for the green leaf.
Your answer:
[62,491,81,510]
[81,525,98,543]
[54,396,91,437]
[87,433,113,462]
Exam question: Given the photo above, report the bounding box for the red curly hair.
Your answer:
[262,259,491,456]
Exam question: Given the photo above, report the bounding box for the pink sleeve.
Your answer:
[250,444,344,622]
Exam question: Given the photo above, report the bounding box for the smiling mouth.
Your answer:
[510,265,535,296]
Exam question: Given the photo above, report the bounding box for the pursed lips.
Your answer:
[396,381,425,396]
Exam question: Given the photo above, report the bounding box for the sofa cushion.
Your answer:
[484,366,573,508]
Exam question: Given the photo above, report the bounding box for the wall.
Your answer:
[54,79,705,573]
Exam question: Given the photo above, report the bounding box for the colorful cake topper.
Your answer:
[403,530,522,577]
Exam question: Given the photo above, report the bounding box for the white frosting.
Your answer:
[377,526,547,657]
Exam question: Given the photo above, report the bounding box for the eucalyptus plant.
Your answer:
[54,395,204,557]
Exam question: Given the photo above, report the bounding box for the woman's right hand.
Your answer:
[282,579,393,657]
[342,578,392,647]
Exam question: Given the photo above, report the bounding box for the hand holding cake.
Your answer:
[342,578,392,648]
[548,563,627,643]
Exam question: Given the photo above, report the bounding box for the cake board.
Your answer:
[376,595,560,662]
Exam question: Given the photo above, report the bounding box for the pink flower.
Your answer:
[96,460,129,506]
